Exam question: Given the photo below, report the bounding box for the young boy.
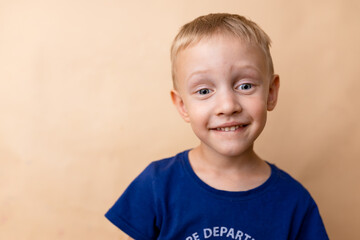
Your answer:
[105,13,329,240]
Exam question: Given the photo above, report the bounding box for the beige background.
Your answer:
[1,0,359,239]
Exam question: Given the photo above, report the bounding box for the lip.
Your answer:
[209,122,249,131]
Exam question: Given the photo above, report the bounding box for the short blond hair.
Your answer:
[170,13,274,89]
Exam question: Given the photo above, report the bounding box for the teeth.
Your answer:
[216,125,243,131]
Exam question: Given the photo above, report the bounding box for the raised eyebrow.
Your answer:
[186,69,209,82]
[187,73,212,89]
[234,72,263,84]
[232,65,262,78]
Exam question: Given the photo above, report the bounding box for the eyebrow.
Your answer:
[186,69,209,82]
[188,65,261,80]
[188,78,211,91]
[231,64,262,77]
[185,64,264,89]
[186,69,212,88]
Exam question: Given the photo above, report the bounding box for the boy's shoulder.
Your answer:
[269,163,314,202]
[133,149,189,183]
[272,163,308,187]
[144,150,190,174]
[138,150,313,201]
[107,151,328,239]
[147,150,188,171]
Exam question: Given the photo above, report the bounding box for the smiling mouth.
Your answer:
[213,124,248,132]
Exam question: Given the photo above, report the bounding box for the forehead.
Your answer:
[174,35,269,89]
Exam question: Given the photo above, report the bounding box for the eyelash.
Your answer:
[238,83,253,90]
[197,88,212,95]
[195,83,253,96]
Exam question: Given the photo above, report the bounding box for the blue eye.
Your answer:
[198,88,211,95]
[239,83,252,90]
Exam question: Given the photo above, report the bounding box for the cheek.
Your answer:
[244,97,268,120]
[188,106,208,122]
[184,98,209,116]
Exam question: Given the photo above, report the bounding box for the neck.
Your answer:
[190,143,264,174]
[188,143,271,191]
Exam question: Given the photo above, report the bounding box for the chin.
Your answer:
[214,144,254,158]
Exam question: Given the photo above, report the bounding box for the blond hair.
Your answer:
[170,13,274,89]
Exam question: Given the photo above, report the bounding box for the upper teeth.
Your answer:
[216,125,242,131]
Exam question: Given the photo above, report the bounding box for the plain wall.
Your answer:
[1,0,359,239]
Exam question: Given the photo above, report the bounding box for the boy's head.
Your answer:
[170,13,279,158]
[171,13,274,89]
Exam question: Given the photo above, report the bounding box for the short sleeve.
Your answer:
[105,164,160,240]
[297,199,329,240]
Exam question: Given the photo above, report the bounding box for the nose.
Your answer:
[215,90,242,116]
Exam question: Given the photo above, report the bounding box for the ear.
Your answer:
[171,89,190,122]
[267,74,280,111]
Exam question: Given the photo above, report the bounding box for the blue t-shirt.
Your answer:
[106,150,329,240]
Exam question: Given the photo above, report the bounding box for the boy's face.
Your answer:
[171,35,279,158]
